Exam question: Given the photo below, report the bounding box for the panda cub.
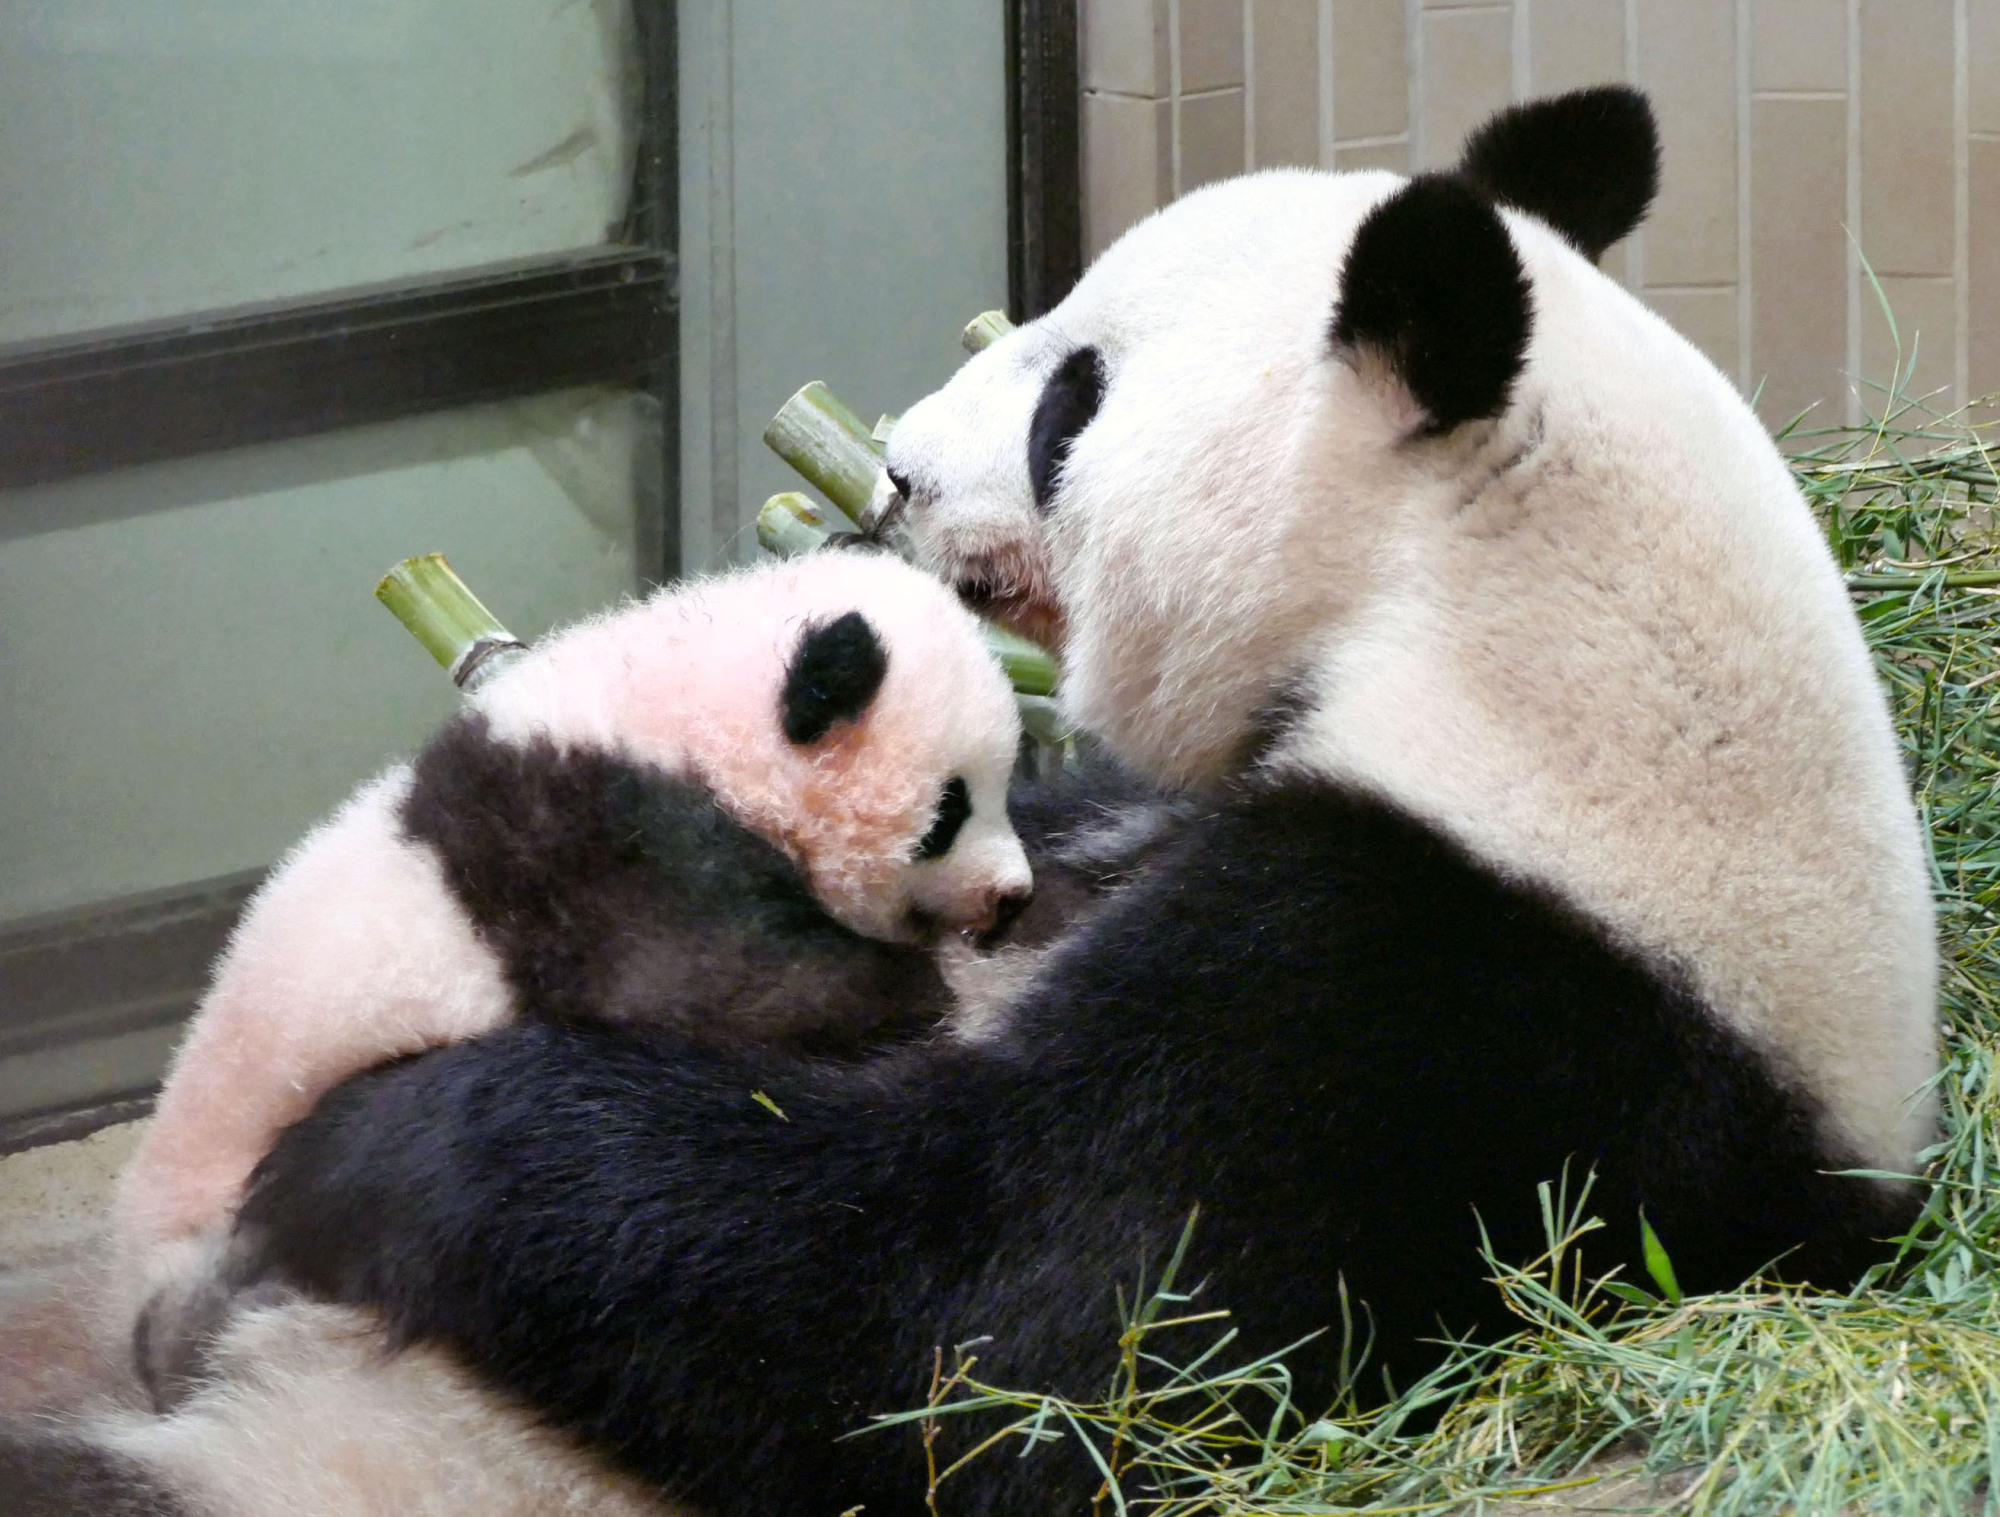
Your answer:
[113,550,1032,1326]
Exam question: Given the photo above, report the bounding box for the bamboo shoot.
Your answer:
[375,555,529,692]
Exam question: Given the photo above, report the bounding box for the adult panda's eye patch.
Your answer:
[1027,346,1106,512]
[917,776,973,859]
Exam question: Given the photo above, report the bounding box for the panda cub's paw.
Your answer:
[129,1224,285,1414]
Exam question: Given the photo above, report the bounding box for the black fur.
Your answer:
[0,1429,189,1516]
[782,611,889,744]
[1027,347,1107,511]
[401,713,951,1052]
[1000,758,1189,949]
[1457,86,1660,260]
[236,780,1912,1517]
[1332,174,1533,433]
[915,775,973,860]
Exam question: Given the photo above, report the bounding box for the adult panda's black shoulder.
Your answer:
[34,88,1938,1517]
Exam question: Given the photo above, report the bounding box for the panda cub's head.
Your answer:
[473,552,1034,946]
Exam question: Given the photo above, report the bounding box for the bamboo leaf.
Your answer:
[1639,1210,1684,1305]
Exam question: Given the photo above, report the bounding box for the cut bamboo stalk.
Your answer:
[762,382,881,526]
[872,414,899,445]
[756,492,854,558]
[376,554,529,691]
[961,310,1014,353]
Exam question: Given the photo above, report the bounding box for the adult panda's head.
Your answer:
[889,86,1662,785]
[889,87,1941,1176]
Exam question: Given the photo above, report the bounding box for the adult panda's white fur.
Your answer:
[893,95,1936,1182]
[2,88,1943,1517]
[5,1299,677,1517]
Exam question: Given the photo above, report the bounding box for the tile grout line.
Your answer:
[1624,0,1642,294]
[1244,0,1257,168]
[1408,0,1425,167]
[1736,0,1753,395]
[1319,0,1336,168]
[1170,0,1185,197]
[1846,0,1863,426]
[1513,0,1530,101]
[707,0,739,565]
[1956,0,1971,410]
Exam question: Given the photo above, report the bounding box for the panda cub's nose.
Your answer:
[978,887,1034,949]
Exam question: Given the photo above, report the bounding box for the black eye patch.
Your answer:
[916,776,972,860]
[1026,346,1106,513]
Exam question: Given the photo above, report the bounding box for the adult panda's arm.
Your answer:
[224,1019,1128,1517]
[221,783,1914,1517]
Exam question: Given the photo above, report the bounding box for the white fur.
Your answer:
[115,553,1029,1310]
[116,770,509,1302]
[893,168,1938,1175]
[76,1300,679,1517]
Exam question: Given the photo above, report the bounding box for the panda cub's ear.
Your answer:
[1331,174,1532,434]
[781,611,889,745]
[1456,86,1660,261]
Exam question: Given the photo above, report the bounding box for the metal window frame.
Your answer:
[1007,0,1084,320]
[0,249,676,496]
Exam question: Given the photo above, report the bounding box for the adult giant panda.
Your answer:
[5,87,1939,1516]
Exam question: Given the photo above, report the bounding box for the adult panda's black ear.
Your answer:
[782,611,888,744]
[1331,174,1532,434]
[1456,86,1659,260]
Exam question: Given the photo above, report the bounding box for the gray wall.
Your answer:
[679,0,1012,570]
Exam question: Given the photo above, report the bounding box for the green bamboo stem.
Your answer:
[962,310,1015,354]
[1015,694,1070,749]
[762,382,881,526]
[757,492,852,557]
[985,624,1059,697]
[376,554,529,690]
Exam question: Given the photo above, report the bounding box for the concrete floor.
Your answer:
[0,1120,147,1414]
[0,1120,141,1276]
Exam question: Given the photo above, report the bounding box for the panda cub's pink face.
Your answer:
[479,552,1034,949]
[770,586,1034,946]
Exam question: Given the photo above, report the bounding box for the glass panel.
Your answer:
[676,0,1009,569]
[0,388,657,923]
[0,0,636,345]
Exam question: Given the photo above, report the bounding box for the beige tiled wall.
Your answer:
[1080,0,2000,432]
